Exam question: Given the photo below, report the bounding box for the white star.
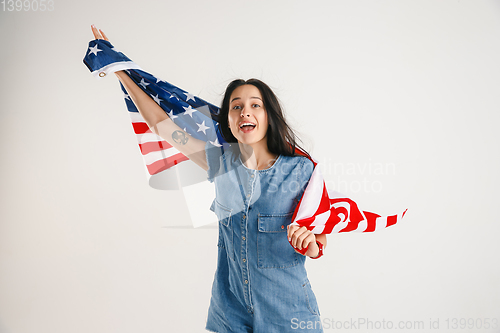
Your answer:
[88,44,102,56]
[139,79,150,89]
[169,94,179,100]
[124,92,131,101]
[183,128,188,133]
[151,94,162,105]
[156,77,166,84]
[209,137,222,147]
[167,109,177,120]
[184,92,196,102]
[196,121,210,135]
[182,105,197,118]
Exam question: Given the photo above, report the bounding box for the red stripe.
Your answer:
[146,153,189,175]
[290,146,318,224]
[360,211,380,232]
[386,214,397,227]
[138,140,173,155]
[316,185,332,215]
[291,144,406,234]
[132,122,150,134]
[320,213,340,234]
[296,216,316,229]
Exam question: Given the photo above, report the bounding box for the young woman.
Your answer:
[91,25,327,333]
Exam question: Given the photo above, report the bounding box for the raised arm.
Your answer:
[91,25,208,171]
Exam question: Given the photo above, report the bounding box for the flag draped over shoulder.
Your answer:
[83,39,407,236]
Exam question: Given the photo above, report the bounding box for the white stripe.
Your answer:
[326,189,345,200]
[308,210,330,234]
[331,201,350,222]
[332,220,349,233]
[129,112,146,123]
[142,147,182,166]
[294,166,325,221]
[359,210,368,225]
[310,210,330,228]
[374,216,388,231]
[137,132,164,144]
[91,61,142,80]
[330,195,371,233]
[355,220,368,232]
[346,219,368,233]
[310,225,325,234]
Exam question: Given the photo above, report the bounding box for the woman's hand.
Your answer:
[287,225,319,258]
[91,24,109,41]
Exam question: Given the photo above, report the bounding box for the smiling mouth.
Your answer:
[239,122,256,133]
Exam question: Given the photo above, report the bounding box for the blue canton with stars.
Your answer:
[83,39,225,147]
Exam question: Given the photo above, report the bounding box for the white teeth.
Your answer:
[239,122,256,128]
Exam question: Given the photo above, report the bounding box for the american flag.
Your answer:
[83,39,407,236]
[291,148,407,234]
[83,39,224,190]
[120,71,224,176]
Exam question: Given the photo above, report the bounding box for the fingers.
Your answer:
[287,225,315,250]
[90,24,108,41]
[91,24,101,39]
[100,29,109,41]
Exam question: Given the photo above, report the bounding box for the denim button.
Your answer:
[214,200,234,261]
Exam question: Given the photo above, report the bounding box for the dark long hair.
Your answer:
[217,78,309,158]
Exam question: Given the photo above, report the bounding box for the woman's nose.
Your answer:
[240,108,250,117]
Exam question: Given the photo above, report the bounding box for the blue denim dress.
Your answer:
[204,142,324,333]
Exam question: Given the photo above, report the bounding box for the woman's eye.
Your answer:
[232,105,241,110]
[252,104,260,108]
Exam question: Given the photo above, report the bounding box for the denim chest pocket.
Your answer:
[214,200,234,261]
[257,212,299,269]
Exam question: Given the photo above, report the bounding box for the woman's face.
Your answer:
[228,84,269,148]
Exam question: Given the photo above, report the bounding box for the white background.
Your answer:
[1,0,499,332]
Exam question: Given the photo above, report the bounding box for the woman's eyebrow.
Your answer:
[230,96,262,103]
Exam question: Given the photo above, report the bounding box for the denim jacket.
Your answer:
[205,141,324,333]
